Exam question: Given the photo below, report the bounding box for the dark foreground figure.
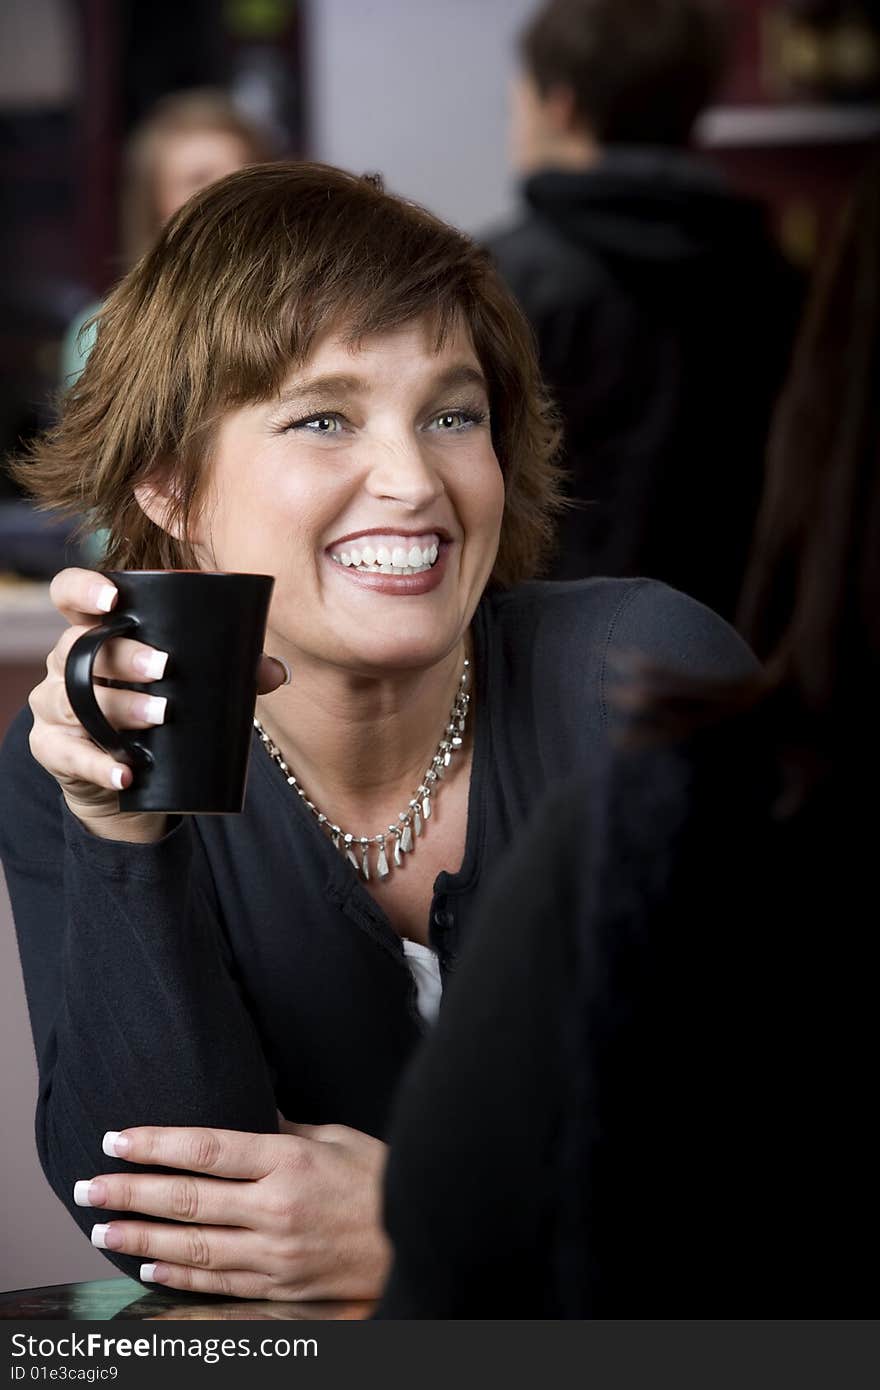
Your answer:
[380,160,879,1317]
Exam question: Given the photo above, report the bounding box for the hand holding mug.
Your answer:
[28,568,282,842]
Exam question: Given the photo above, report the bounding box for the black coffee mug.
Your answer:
[64,570,275,813]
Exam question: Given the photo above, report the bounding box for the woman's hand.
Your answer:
[73,1124,392,1302]
[29,568,287,843]
[30,568,169,841]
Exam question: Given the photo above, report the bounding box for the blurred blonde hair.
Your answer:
[121,88,275,263]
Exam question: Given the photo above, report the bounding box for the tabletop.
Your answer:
[0,1278,374,1321]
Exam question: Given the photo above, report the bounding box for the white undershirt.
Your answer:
[401,938,443,1025]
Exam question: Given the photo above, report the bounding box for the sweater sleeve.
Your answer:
[0,707,278,1283]
[603,579,758,689]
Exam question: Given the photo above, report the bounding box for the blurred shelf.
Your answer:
[697,103,880,147]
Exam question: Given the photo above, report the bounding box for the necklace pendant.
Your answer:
[255,649,469,882]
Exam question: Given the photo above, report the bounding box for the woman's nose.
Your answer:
[363,438,445,509]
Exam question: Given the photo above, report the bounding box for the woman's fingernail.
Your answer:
[277,657,292,686]
[134,695,167,725]
[91,1223,118,1249]
[110,767,127,791]
[93,584,117,613]
[140,1262,166,1283]
[75,1179,108,1208]
[102,1131,130,1158]
[132,648,169,680]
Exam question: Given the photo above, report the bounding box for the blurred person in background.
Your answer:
[379,160,879,1317]
[487,0,802,621]
[61,88,275,386]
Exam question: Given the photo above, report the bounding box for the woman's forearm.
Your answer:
[11,805,277,1281]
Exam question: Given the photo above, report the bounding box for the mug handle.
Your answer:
[64,614,154,768]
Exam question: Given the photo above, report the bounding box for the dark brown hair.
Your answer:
[737,159,880,746]
[634,160,880,795]
[11,163,563,587]
[520,0,729,145]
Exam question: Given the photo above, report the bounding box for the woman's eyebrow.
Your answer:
[275,363,488,409]
[276,373,366,406]
[429,364,489,396]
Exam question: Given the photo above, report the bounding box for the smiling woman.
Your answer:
[0,163,755,1305]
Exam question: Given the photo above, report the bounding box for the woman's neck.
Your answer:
[254,637,470,827]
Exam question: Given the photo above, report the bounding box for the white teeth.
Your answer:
[332,558,432,575]
[330,537,443,574]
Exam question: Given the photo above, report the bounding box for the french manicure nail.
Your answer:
[102,1131,130,1158]
[75,1178,106,1208]
[93,585,117,613]
[140,1262,160,1283]
[110,767,126,791]
[136,695,167,725]
[91,1223,112,1249]
[132,648,169,680]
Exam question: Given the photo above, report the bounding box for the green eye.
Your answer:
[430,409,486,431]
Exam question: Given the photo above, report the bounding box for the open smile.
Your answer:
[324,530,451,595]
[328,531,442,575]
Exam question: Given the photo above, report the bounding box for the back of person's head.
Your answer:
[121,88,276,264]
[738,159,880,757]
[519,0,729,146]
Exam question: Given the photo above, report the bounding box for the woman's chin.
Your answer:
[339,637,461,675]
[303,618,464,676]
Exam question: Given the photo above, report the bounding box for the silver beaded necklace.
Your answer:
[254,658,471,881]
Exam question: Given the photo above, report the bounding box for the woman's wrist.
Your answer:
[69,803,168,844]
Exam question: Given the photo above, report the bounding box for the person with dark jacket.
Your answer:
[487,0,801,620]
[378,162,879,1316]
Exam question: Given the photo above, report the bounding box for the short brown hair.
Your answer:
[12,163,562,587]
[520,0,728,145]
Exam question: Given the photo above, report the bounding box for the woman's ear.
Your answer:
[135,468,211,548]
[133,480,187,540]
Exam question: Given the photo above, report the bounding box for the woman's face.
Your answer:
[194,316,505,675]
